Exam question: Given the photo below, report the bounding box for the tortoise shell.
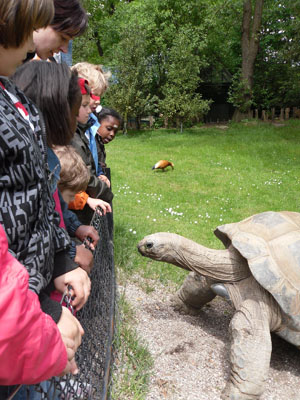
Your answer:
[215,211,300,344]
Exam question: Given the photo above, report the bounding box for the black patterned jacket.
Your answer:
[0,77,77,319]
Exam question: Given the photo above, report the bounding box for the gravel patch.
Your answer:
[120,278,300,400]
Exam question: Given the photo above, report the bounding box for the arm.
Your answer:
[71,132,113,203]
[69,192,112,215]
[0,226,69,385]
[68,191,89,210]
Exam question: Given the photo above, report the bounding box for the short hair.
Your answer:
[51,0,88,38]
[0,0,54,48]
[72,62,111,96]
[96,107,122,124]
[12,61,81,147]
[54,145,90,193]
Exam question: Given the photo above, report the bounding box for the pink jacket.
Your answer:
[0,225,67,385]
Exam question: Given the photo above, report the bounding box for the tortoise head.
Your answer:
[137,232,176,262]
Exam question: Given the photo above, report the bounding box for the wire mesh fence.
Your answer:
[7,212,115,400]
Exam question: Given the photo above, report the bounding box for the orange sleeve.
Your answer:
[68,191,89,210]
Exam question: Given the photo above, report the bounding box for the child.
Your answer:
[12,61,99,272]
[72,62,110,98]
[0,0,84,392]
[0,224,83,386]
[96,107,122,171]
[54,145,90,205]
[72,62,111,188]
[71,78,113,225]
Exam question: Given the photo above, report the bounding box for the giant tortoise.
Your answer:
[137,211,300,399]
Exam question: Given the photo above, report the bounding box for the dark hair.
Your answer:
[51,0,88,38]
[0,0,54,48]
[96,107,122,124]
[12,61,81,147]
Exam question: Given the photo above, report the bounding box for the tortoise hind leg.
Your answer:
[222,298,272,399]
[170,272,216,315]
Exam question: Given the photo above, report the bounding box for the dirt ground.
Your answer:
[121,279,300,400]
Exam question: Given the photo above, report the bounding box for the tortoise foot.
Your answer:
[221,383,260,400]
[169,292,202,316]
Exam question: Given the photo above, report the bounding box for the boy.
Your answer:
[54,145,90,205]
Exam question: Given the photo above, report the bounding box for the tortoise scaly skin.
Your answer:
[138,211,300,399]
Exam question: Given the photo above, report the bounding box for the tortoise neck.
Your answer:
[167,234,250,282]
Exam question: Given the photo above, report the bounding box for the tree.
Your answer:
[104,24,155,133]
[252,0,300,111]
[102,0,212,128]
[159,26,211,131]
[228,0,264,120]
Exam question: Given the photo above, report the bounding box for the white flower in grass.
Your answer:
[133,231,136,235]
[129,228,132,232]
[137,200,141,203]
[153,218,156,222]
[220,218,223,222]
[194,221,198,224]
[147,216,150,219]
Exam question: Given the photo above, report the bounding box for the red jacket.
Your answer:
[0,225,67,385]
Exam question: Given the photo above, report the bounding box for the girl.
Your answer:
[70,78,114,225]
[12,61,98,273]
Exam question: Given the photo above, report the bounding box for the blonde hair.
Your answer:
[72,62,111,96]
[54,146,90,193]
[0,0,54,48]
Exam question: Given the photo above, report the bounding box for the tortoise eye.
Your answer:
[146,242,153,249]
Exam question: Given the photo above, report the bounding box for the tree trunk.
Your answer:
[233,0,264,120]
[149,115,154,128]
[93,30,104,57]
[123,111,128,135]
[164,116,168,129]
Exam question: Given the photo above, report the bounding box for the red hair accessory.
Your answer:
[78,78,89,95]
[90,94,100,101]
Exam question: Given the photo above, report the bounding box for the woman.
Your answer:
[29,0,88,60]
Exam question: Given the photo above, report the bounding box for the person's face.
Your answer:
[97,116,120,144]
[77,94,92,124]
[70,94,82,134]
[61,188,76,204]
[33,27,72,60]
[0,33,35,76]
[89,97,96,113]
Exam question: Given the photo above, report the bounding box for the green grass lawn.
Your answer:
[109,120,300,285]
[108,120,300,398]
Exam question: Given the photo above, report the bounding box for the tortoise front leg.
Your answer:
[170,272,216,315]
[222,298,272,399]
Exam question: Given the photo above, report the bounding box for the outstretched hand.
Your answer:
[75,225,99,250]
[57,306,84,375]
[54,268,91,311]
[86,197,112,214]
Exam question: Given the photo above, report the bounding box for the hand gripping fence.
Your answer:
[7,209,115,400]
